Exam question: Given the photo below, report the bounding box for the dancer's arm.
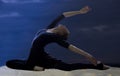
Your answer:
[63,6,91,17]
[68,44,109,69]
[55,35,109,69]
[68,44,98,66]
[46,6,91,29]
[46,15,65,29]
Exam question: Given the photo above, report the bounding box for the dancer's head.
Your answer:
[52,24,70,40]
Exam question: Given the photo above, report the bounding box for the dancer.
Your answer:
[6,6,109,71]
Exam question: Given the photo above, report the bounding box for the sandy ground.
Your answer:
[0,66,120,76]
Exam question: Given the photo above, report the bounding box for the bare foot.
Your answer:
[34,66,45,71]
[103,65,110,70]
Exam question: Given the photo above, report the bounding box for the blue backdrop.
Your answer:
[0,0,120,66]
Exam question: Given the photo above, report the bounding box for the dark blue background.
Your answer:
[0,0,120,66]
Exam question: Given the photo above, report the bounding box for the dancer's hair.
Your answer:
[52,24,70,39]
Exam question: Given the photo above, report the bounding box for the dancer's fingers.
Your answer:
[79,6,92,14]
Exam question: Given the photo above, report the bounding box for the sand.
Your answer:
[0,66,120,76]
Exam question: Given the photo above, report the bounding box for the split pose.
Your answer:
[6,6,109,71]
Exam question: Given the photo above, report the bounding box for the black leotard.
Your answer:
[26,15,70,68]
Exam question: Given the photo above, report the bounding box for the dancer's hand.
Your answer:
[79,6,91,14]
[96,61,110,70]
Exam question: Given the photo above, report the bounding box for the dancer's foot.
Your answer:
[33,66,45,71]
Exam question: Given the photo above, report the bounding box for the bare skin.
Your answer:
[34,6,109,71]
[47,6,109,69]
